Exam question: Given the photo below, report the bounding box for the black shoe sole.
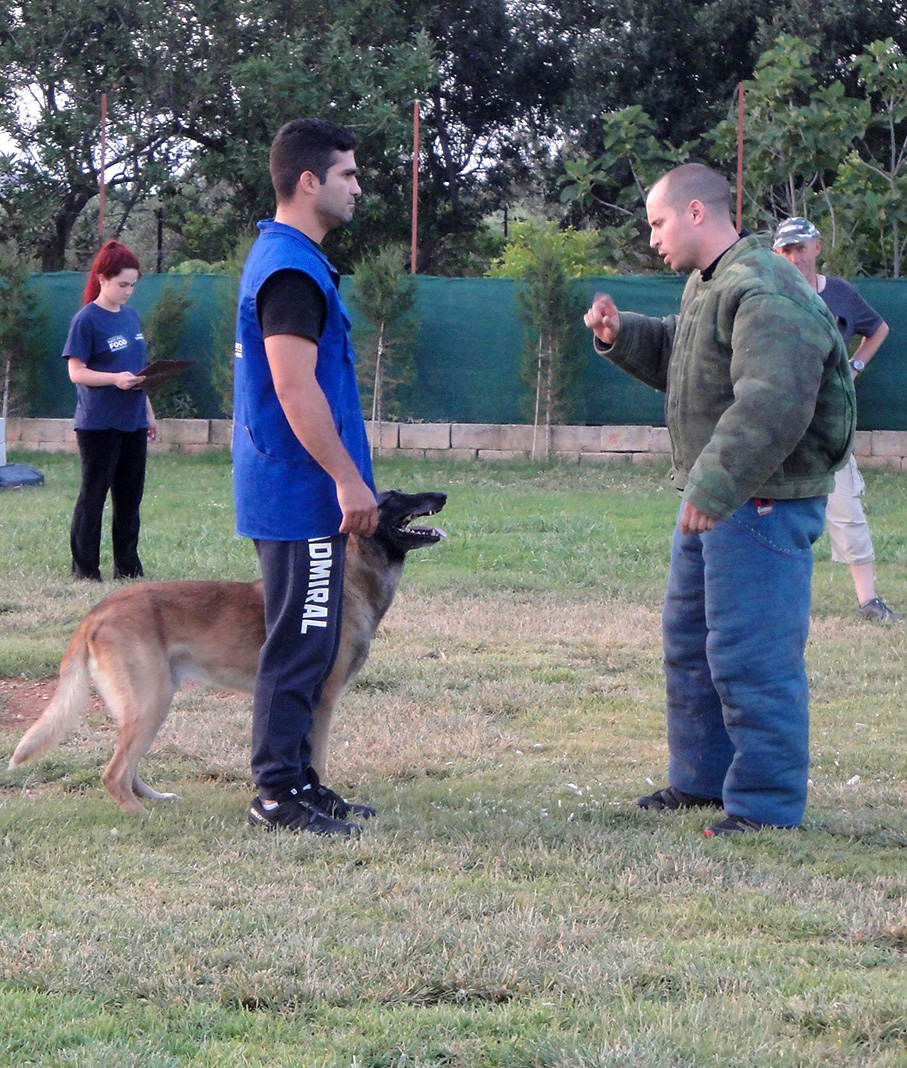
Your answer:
[636,786,723,811]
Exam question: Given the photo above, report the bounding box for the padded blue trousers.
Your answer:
[662,496,827,828]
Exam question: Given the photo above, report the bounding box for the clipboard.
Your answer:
[137,360,194,391]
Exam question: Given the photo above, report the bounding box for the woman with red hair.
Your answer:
[63,239,156,580]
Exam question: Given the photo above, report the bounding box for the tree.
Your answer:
[559,105,694,271]
[489,221,592,457]
[546,0,907,157]
[550,1,907,264]
[556,28,907,278]
[708,35,907,276]
[205,274,240,420]
[1,0,596,276]
[0,0,201,269]
[7,1,907,276]
[350,243,417,448]
[0,241,47,419]
[488,220,606,280]
[164,237,251,419]
[188,1,437,272]
[708,35,869,227]
[0,0,436,271]
[141,281,195,417]
[843,39,907,276]
[751,0,907,92]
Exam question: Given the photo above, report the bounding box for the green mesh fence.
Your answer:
[24,272,907,430]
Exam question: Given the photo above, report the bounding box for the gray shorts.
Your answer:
[825,454,874,565]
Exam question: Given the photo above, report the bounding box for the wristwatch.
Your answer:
[850,359,865,374]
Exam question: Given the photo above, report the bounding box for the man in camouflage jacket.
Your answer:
[584,163,855,837]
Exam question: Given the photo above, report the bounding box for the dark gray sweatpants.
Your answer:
[251,534,346,795]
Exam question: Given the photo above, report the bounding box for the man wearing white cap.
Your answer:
[773,217,901,624]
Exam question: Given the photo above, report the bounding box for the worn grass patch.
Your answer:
[1,450,906,1067]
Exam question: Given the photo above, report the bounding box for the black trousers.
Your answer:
[71,428,147,581]
[251,535,347,795]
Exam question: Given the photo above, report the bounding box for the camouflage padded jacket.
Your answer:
[595,234,856,521]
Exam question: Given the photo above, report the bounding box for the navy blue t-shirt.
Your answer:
[62,302,148,431]
[820,277,883,345]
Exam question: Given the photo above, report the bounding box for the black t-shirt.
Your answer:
[257,269,327,342]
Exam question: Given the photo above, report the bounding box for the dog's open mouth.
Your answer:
[396,510,446,543]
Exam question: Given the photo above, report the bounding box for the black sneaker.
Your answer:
[636,785,723,810]
[248,786,360,836]
[302,767,376,820]
[859,597,903,623]
[703,814,767,838]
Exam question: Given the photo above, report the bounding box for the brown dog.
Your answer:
[9,490,446,813]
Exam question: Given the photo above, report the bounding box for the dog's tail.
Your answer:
[8,629,91,769]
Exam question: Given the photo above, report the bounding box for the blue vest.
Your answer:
[232,220,374,540]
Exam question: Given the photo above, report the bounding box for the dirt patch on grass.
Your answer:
[0,676,104,733]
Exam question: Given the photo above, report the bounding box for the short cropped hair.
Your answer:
[269,119,358,203]
[654,163,732,216]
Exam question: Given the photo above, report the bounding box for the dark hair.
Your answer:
[82,239,141,305]
[655,163,732,215]
[269,118,358,203]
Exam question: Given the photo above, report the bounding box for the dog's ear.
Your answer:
[377,489,401,509]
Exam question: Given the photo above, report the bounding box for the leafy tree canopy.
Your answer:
[561,33,907,277]
[3,0,907,274]
[0,0,436,270]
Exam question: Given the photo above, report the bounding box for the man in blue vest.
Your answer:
[233,118,379,836]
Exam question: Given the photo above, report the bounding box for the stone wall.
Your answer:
[4,417,233,455]
[5,418,907,469]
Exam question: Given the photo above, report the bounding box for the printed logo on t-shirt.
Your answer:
[135,332,144,341]
[234,342,243,359]
[108,334,128,352]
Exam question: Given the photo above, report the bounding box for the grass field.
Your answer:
[1,449,906,1068]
